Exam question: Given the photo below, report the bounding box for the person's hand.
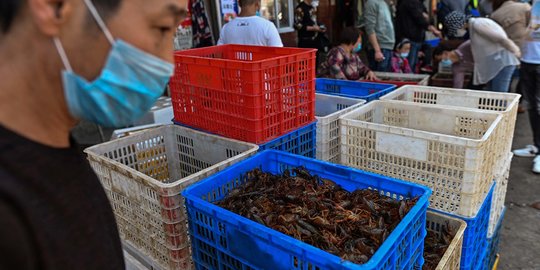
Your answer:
[364,71,378,81]
[311,25,321,32]
[513,49,522,59]
[375,51,385,62]
[433,29,443,39]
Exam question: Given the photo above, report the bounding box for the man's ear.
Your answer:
[27,0,73,36]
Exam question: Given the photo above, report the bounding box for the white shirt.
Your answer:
[469,18,520,85]
[522,1,540,64]
[217,16,283,47]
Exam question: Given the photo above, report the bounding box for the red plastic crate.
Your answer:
[170,44,317,144]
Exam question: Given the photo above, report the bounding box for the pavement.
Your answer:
[498,110,540,270]
[71,103,540,270]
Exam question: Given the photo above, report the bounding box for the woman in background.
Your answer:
[318,27,378,81]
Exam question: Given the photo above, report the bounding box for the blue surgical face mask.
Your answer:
[53,0,174,128]
[256,11,261,16]
[440,58,453,67]
[353,43,362,53]
[400,52,409,58]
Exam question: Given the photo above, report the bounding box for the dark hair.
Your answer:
[239,0,259,7]
[432,43,453,57]
[396,38,411,50]
[0,0,122,34]
[338,27,361,46]
[490,0,510,11]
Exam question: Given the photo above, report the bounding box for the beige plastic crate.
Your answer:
[84,125,258,269]
[340,100,504,217]
[374,72,430,85]
[489,152,513,238]
[380,85,520,161]
[425,211,467,270]
[315,93,366,163]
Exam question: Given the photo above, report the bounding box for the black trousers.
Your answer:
[520,62,540,150]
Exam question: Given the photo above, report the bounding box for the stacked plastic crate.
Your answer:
[169,45,318,158]
[84,125,259,269]
[374,85,520,269]
[182,150,432,270]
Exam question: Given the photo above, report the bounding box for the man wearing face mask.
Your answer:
[0,0,187,269]
[217,0,283,46]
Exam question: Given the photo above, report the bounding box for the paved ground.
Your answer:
[72,104,540,270]
[498,111,540,270]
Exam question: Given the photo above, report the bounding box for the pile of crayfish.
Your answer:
[423,225,455,270]
[216,167,418,264]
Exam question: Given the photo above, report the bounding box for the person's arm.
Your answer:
[452,65,466,89]
[294,6,319,32]
[357,55,375,79]
[471,19,521,58]
[407,2,430,29]
[390,55,401,73]
[217,24,226,45]
[403,58,413,73]
[266,23,284,47]
[0,200,38,270]
[365,2,385,61]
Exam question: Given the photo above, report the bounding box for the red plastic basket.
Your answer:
[169,45,317,144]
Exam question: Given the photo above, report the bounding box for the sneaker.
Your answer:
[533,156,540,174]
[513,145,539,157]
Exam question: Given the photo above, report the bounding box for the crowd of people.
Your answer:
[217,0,540,173]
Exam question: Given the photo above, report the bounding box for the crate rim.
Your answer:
[315,93,367,120]
[182,149,432,269]
[316,77,397,89]
[173,44,317,63]
[339,100,504,145]
[427,211,467,270]
[84,124,259,191]
[381,85,521,114]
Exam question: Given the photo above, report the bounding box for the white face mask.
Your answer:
[456,29,467,37]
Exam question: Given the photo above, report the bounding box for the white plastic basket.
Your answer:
[380,85,520,164]
[425,211,467,270]
[315,93,366,163]
[373,72,430,85]
[84,125,258,269]
[489,152,513,237]
[340,100,504,217]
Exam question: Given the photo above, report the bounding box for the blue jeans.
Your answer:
[368,49,393,72]
[487,65,516,92]
[407,42,422,73]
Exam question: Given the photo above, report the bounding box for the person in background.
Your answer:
[444,11,470,40]
[470,17,521,92]
[217,0,283,46]
[491,0,532,113]
[364,0,396,72]
[318,27,378,81]
[395,0,441,72]
[513,2,540,173]
[390,39,413,73]
[433,41,475,88]
[295,0,325,48]
[0,0,187,268]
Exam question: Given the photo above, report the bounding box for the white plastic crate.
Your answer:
[134,97,174,126]
[315,93,366,163]
[340,100,504,217]
[380,85,520,161]
[425,211,467,270]
[84,125,258,269]
[373,72,430,86]
[489,152,512,237]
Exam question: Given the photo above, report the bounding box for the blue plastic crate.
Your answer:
[258,121,316,158]
[426,38,441,48]
[182,150,432,270]
[434,183,494,270]
[315,79,396,102]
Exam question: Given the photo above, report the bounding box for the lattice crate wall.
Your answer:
[489,152,512,238]
[424,211,466,270]
[380,86,520,166]
[85,125,258,270]
[315,93,366,163]
[339,100,504,217]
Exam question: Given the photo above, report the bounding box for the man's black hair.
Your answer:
[338,27,361,46]
[432,43,453,57]
[0,0,122,34]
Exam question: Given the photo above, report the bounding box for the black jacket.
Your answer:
[395,0,430,43]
